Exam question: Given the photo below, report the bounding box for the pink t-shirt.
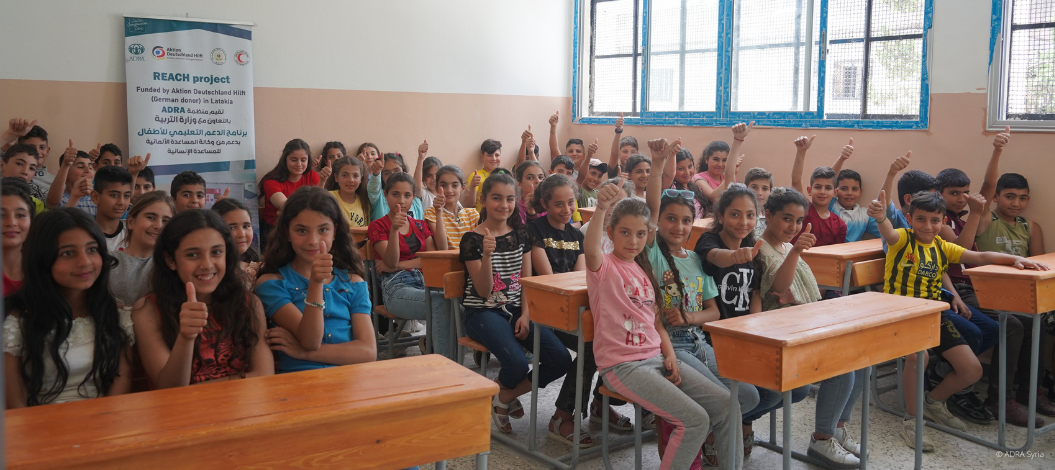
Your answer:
[588,253,662,370]
[694,171,723,190]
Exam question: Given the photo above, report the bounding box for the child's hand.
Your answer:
[792,223,816,252]
[514,314,530,340]
[433,191,446,211]
[732,240,764,264]
[469,172,482,189]
[868,190,888,219]
[6,118,37,138]
[615,112,624,132]
[967,192,986,213]
[839,138,854,160]
[71,174,93,200]
[390,204,408,231]
[1014,258,1049,271]
[994,126,1011,149]
[318,165,332,182]
[127,153,151,175]
[596,178,624,210]
[735,153,745,173]
[482,228,496,257]
[266,326,307,360]
[587,138,599,157]
[521,127,532,142]
[312,154,322,171]
[888,151,911,175]
[88,143,101,163]
[418,139,429,157]
[793,135,816,151]
[732,121,754,141]
[950,295,972,319]
[216,187,230,202]
[666,138,683,158]
[663,307,686,326]
[646,138,668,158]
[549,111,559,128]
[62,140,78,169]
[370,158,384,176]
[310,240,333,285]
[179,282,209,340]
[663,356,682,386]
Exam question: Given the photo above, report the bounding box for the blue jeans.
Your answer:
[670,328,761,416]
[381,269,451,356]
[744,385,811,424]
[464,305,571,390]
[814,369,868,435]
[944,306,999,355]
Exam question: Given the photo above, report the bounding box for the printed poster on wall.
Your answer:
[123,16,258,221]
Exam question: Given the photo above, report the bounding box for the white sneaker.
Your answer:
[900,418,935,452]
[807,434,860,469]
[923,399,966,430]
[833,426,864,458]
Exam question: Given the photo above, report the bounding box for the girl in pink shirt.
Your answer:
[586,182,743,470]
[694,122,752,203]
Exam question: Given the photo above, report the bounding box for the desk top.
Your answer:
[6,355,497,468]
[799,238,883,260]
[964,252,1055,280]
[519,270,588,295]
[418,249,461,260]
[703,291,947,347]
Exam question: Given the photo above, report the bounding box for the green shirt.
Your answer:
[975,211,1031,257]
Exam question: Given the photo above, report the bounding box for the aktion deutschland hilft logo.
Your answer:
[152,46,166,60]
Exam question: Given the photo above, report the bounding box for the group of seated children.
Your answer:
[0,115,1051,470]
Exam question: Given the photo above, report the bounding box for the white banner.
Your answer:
[124,16,257,211]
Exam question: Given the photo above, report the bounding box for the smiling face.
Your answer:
[424,166,439,192]
[324,148,344,168]
[127,201,173,250]
[437,172,463,204]
[359,146,380,166]
[92,182,132,221]
[765,203,807,244]
[836,177,861,209]
[543,185,577,227]
[336,164,362,196]
[519,166,546,198]
[584,168,604,191]
[618,144,636,164]
[96,151,121,168]
[718,194,758,241]
[807,177,835,208]
[909,208,945,245]
[995,188,1030,219]
[482,150,502,171]
[1,195,31,250]
[65,156,94,187]
[174,183,206,212]
[657,202,694,247]
[381,159,403,185]
[675,158,694,186]
[22,137,49,163]
[286,149,310,178]
[52,227,103,294]
[288,209,334,266]
[167,227,226,300]
[566,143,585,162]
[2,153,37,182]
[629,161,650,191]
[222,208,254,256]
[483,182,517,223]
[941,185,970,214]
[706,151,729,176]
[607,214,650,263]
[133,176,155,204]
[747,179,772,207]
[385,181,415,213]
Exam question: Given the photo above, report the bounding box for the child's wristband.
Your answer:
[734,138,745,142]
[874,216,887,224]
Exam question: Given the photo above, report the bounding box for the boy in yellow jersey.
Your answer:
[868,190,1048,451]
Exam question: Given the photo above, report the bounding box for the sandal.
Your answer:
[702,432,719,467]
[491,395,513,433]
[548,415,597,448]
[589,407,633,431]
[641,411,657,430]
[492,379,524,419]
[744,431,755,457]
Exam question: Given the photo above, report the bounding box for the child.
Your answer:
[755,187,864,466]
[662,147,711,219]
[355,142,381,168]
[867,190,1048,450]
[368,152,424,221]
[368,172,451,356]
[1,184,34,295]
[575,138,607,208]
[170,170,207,213]
[325,156,370,227]
[694,122,752,202]
[647,139,757,464]
[790,136,847,247]
[4,208,135,406]
[460,172,571,432]
[463,139,504,211]
[257,187,376,372]
[15,123,52,201]
[2,144,39,184]
[743,167,773,238]
[46,144,95,215]
[132,209,274,388]
[878,153,969,246]
[92,143,123,168]
[92,166,133,253]
[515,160,546,223]
[606,114,639,177]
[212,198,262,282]
[132,166,155,205]
[259,139,323,247]
[586,186,743,470]
[413,140,442,209]
[110,191,175,308]
[548,111,586,165]
[424,165,479,249]
[624,154,651,198]
[828,139,881,242]
[550,155,576,177]
[319,141,346,172]
[580,177,636,256]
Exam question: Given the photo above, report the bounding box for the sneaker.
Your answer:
[985,399,1044,428]
[807,434,860,469]
[946,391,992,425]
[1018,389,1055,418]
[900,418,935,452]
[924,399,967,430]
[833,426,864,458]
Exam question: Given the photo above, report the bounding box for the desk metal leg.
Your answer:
[861,365,871,470]
[423,286,434,355]
[841,260,853,296]
[475,451,489,470]
[434,460,446,470]
[569,307,587,468]
[998,312,1007,448]
[725,381,739,470]
[914,351,925,470]
[529,324,541,452]
[782,390,792,470]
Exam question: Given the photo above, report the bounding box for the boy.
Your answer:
[744,167,772,238]
[11,122,51,201]
[546,111,587,167]
[1,144,46,214]
[46,144,96,215]
[828,139,883,242]
[550,155,576,177]
[171,170,207,212]
[92,165,133,252]
[868,190,1048,450]
[790,135,846,246]
[607,114,638,177]
[462,139,502,211]
[91,143,123,168]
[575,138,607,208]
[132,166,155,205]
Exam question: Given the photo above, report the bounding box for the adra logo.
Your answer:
[128,44,145,55]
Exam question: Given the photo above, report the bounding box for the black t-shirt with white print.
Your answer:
[694,232,759,320]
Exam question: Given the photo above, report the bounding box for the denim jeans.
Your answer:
[464,305,571,390]
[943,306,1000,356]
[670,328,761,416]
[814,369,868,435]
[381,269,451,356]
[553,331,624,415]
[744,385,811,424]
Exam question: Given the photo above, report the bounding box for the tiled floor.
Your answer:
[395,344,1055,469]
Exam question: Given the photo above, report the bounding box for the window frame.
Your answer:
[572,0,934,129]
[987,0,1055,132]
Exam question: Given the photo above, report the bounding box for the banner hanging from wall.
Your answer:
[123,16,257,211]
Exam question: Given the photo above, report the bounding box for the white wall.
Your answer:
[0,0,573,96]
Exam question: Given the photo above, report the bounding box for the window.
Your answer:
[572,0,933,129]
[989,0,1055,130]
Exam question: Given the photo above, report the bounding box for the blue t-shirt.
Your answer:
[256,264,372,373]
[829,199,880,242]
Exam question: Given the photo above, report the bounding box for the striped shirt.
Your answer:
[459,228,529,310]
[424,205,480,250]
[883,228,965,300]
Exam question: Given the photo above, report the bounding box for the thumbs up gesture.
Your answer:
[482,228,496,257]
[418,139,429,157]
[868,190,888,220]
[128,153,151,175]
[179,282,209,340]
[433,190,446,211]
[62,139,78,169]
[390,203,407,231]
[793,223,816,252]
[549,111,559,128]
[994,126,1011,149]
[597,178,625,210]
[88,143,102,163]
[794,135,817,151]
[732,239,764,264]
[318,164,332,182]
[310,240,333,285]
[369,158,384,176]
[839,138,854,160]
[587,138,599,157]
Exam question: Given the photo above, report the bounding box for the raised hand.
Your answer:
[370,158,384,176]
[735,153,745,172]
[318,165,332,182]
[596,178,625,210]
[549,112,559,127]
[615,112,625,132]
[868,190,888,219]
[127,153,151,175]
[310,240,333,284]
[312,154,322,170]
[482,227,496,257]
[62,139,78,169]
[732,240,764,264]
[587,138,599,157]
[840,138,854,160]
[994,126,1011,149]
[794,135,817,151]
[418,139,429,156]
[646,138,668,157]
[469,172,482,189]
[88,143,101,163]
[390,204,407,231]
[793,223,816,252]
[889,151,911,175]
[433,191,446,210]
[732,121,754,141]
[216,187,231,201]
[967,192,986,213]
[179,282,209,340]
[7,118,37,137]
[521,127,532,142]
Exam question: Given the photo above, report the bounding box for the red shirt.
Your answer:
[260,172,321,225]
[368,215,433,262]
[945,209,976,285]
[791,204,847,247]
[3,273,22,296]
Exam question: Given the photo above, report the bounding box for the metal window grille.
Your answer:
[1005,0,1055,120]
[590,0,644,115]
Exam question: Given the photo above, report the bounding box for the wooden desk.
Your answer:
[684,218,714,250]
[7,355,498,470]
[704,291,946,470]
[799,239,884,291]
[350,226,369,244]
[579,206,595,224]
[350,226,374,262]
[418,249,464,289]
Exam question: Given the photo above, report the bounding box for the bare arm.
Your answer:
[132,298,198,389]
[269,192,289,211]
[769,234,811,295]
[608,114,625,172]
[548,112,561,160]
[688,297,721,325]
[698,122,752,202]
[790,135,815,194]
[531,246,553,275]
[577,138,598,186]
[412,141,428,198]
[257,274,326,351]
[269,314,376,366]
[831,138,853,176]
[980,128,1009,202]
[868,191,902,246]
[5,353,27,408]
[948,194,986,248]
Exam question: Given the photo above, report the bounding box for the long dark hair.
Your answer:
[211,198,261,263]
[152,210,258,376]
[260,139,315,186]
[324,156,371,223]
[709,183,758,248]
[5,208,127,405]
[606,198,683,323]
[655,194,696,318]
[697,140,731,173]
[530,173,577,214]
[318,141,347,171]
[673,149,713,217]
[258,186,366,281]
[478,173,523,231]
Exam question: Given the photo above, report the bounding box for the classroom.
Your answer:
[1,0,1054,469]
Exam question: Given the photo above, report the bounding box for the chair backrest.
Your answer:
[851,258,885,287]
[444,271,466,299]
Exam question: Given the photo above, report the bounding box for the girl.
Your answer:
[324,156,370,228]
[460,173,571,432]
[368,172,451,357]
[754,187,863,467]
[579,177,637,256]
[664,147,712,219]
[2,184,33,295]
[368,153,424,221]
[132,210,273,388]
[211,198,262,283]
[110,191,175,308]
[259,139,322,248]
[515,160,545,223]
[318,141,346,172]
[646,139,760,464]
[425,165,479,249]
[4,208,134,406]
[586,188,743,470]
[355,142,381,168]
[256,187,376,372]
[413,140,442,209]
[695,122,752,202]
[624,154,651,198]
